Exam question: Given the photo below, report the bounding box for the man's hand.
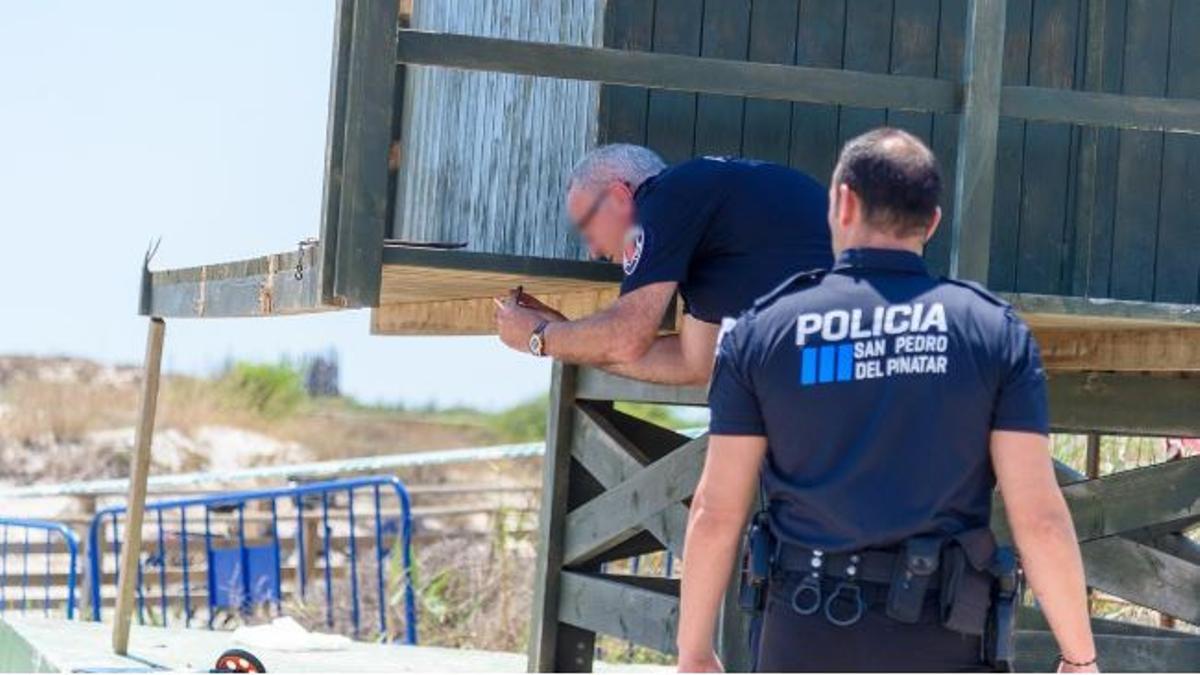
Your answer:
[677,650,723,673]
[516,290,568,322]
[494,290,550,353]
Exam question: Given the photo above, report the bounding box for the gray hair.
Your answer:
[567,143,666,193]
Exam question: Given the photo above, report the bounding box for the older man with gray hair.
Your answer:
[495,144,832,384]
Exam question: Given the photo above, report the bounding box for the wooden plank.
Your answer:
[142,248,326,318]
[949,0,1007,283]
[320,0,400,308]
[1081,537,1200,623]
[925,0,966,277]
[646,0,703,163]
[558,571,679,656]
[1046,372,1200,436]
[112,319,165,655]
[986,0,1034,292]
[1108,1,1171,302]
[836,0,893,143]
[1066,0,1119,298]
[570,405,690,558]
[1059,457,1200,542]
[528,363,579,671]
[1015,630,1200,672]
[1010,292,1200,326]
[597,0,654,146]
[393,30,960,113]
[1153,0,1200,304]
[693,0,750,158]
[1013,0,1079,296]
[574,368,708,406]
[788,0,846,181]
[370,288,619,336]
[1017,605,1198,639]
[741,0,799,164]
[562,435,707,566]
[1034,328,1200,371]
[885,0,940,140]
[1001,86,1200,135]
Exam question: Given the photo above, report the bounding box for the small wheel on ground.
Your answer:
[211,648,266,673]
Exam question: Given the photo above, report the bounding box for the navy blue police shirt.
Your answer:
[708,247,1049,553]
[620,157,832,324]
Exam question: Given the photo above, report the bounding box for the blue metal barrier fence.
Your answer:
[0,518,81,619]
[86,476,416,644]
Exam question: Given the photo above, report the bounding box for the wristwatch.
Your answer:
[529,320,550,357]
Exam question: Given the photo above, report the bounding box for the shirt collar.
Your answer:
[832,247,930,276]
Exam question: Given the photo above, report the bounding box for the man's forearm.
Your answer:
[677,506,744,661]
[603,334,709,385]
[542,308,654,366]
[1013,501,1096,665]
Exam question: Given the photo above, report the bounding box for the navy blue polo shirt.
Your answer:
[620,157,831,324]
[708,248,1049,552]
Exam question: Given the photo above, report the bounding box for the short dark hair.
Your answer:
[831,128,941,236]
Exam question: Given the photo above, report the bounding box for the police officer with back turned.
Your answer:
[676,129,1098,672]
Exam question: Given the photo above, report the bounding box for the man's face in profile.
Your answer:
[566,183,634,261]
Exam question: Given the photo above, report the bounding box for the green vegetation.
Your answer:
[220,361,308,418]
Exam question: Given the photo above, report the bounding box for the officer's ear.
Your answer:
[923,206,942,244]
[835,183,859,229]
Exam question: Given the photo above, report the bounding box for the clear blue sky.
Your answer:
[0,2,550,410]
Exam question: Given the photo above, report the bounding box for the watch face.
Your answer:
[529,333,543,356]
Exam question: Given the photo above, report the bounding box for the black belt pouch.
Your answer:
[939,539,994,636]
[886,536,942,623]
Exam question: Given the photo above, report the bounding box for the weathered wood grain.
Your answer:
[558,572,679,656]
[570,405,690,558]
[394,30,961,113]
[562,435,707,565]
[320,0,399,308]
[1081,537,1200,624]
[574,368,707,406]
[1034,328,1200,371]
[1015,630,1200,672]
[1046,372,1200,435]
[950,0,1007,283]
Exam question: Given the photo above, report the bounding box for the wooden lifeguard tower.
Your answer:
[128,0,1198,671]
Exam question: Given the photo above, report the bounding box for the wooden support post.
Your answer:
[529,362,594,672]
[112,318,165,655]
[949,0,1006,282]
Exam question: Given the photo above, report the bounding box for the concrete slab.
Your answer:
[0,617,667,673]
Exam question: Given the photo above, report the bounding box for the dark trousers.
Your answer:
[756,576,991,673]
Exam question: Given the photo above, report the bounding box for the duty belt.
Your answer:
[773,540,943,627]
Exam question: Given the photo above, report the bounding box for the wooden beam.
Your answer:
[1081,537,1200,624]
[1047,373,1200,436]
[1035,328,1200,371]
[562,435,707,566]
[575,368,707,406]
[1001,85,1200,135]
[395,29,959,113]
[1063,458,1200,542]
[1010,293,1200,327]
[141,248,327,318]
[570,406,690,559]
[371,288,619,336]
[558,572,679,656]
[950,0,1006,283]
[1018,606,1197,639]
[528,363,581,671]
[319,0,400,308]
[112,318,165,655]
[1016,630,1200,672]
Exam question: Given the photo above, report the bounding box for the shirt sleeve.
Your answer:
[708,318,767,436]
[991,310,1049,435]
[619,178,709,297]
